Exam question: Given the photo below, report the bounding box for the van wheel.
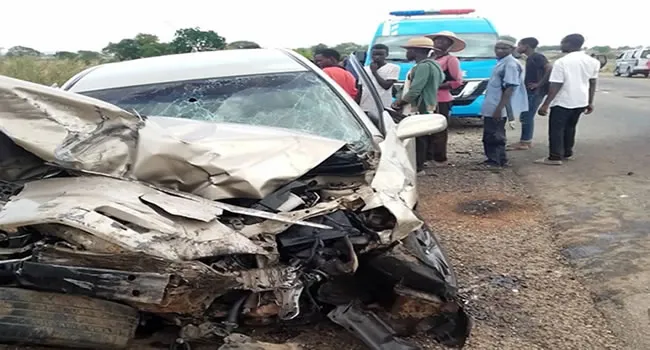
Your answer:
[625,67,633,77]
[0,287,139,349]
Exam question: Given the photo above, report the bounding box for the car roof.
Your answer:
[65,48,309,93]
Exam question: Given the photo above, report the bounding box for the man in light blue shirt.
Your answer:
[479,38,528,168]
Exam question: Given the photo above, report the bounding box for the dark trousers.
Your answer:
[482,116,507,166]
[548,106,584,160]
[415,102,452,170]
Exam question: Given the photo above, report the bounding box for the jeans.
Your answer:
[482,116,508,166]
[548,106,584,160]
[519,91,546,143]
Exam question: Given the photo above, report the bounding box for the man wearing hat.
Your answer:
[390,37,444,174]
[424,31,466,166]
[479,37,528,168]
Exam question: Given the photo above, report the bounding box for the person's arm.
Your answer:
[395,63,430,106]
[439,56,463,90]
[538,61,565,116]
[585,60,598,114]
[371,65,398,90]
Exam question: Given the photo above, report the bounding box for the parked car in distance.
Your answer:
[614,48,650,77]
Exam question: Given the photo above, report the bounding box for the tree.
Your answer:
[590,46,611,54]
[77,50,102,62]
[226,41,260,50]
[6,46,41,57]
[54,51,78,60]
[169,28,226,53]
[294,48,313,59]
[333,42,368,55]
[102,33,168,61]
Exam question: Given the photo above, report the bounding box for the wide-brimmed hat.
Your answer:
[400,37,435,49]
[426,31,466,52]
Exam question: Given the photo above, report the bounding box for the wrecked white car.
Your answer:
[0,49,470,349]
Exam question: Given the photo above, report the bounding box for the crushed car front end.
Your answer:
[0,75,470,349]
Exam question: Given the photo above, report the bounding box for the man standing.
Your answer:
[479,38,528,168]
[314,48,359,101]
[390,37,444,173]
[427,31,465,166]
[537,34,599,165]
[508,37,552,150]
[359,44,400,111]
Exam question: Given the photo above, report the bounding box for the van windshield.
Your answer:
[374,33,498,61]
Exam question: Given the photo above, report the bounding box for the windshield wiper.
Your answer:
[457,56,495,61]
[386,58,410,63]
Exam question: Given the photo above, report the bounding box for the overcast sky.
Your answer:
[1,0,644,53]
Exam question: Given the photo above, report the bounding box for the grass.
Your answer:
[0,57,97,86]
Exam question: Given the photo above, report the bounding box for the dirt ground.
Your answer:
[0,125,623,350]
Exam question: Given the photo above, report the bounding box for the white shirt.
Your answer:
[359,63,400,112]
[548,51,600,109]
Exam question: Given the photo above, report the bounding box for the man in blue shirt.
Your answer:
[479,38,528,168]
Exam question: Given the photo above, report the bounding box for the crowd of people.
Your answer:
[311,32,601,172]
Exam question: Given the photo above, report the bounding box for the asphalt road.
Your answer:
[509,75,650,349]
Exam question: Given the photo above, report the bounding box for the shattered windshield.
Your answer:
[81,71,372,150]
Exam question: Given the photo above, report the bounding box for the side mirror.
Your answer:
[396,114,447,141]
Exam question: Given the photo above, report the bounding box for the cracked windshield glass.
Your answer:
[82,71,372,150]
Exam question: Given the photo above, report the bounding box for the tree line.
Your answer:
[1,27,368,63]
[2,28,640,63]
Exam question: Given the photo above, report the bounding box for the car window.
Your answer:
[80,71,373,151]
[640,50,650,59]
[374,33,498,61]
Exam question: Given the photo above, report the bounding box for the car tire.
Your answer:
[613,67,620,76]
[626,67,633,77]
[644,73,649,78]
[0,287,139,349]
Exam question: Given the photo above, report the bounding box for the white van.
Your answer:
[614,48,650,77]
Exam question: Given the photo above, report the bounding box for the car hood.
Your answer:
[0,75,347,200]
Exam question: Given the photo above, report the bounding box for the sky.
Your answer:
[1,0,645,53]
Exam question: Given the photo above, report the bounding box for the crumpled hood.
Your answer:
[0,75,345,200]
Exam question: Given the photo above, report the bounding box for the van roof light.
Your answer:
[389,9,476,17]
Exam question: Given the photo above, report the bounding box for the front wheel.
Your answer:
[626,67,633,77]
[614,66,621,76]
[0,287,139,348]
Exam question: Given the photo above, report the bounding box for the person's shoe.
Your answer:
[564,155,575,161]
[432,160,449,167]
[472,161,502,171]
[417,170,426,176]
[506,143,531,151]
[534,157,563,166]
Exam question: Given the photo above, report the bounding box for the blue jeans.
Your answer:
[483,117,508,166]
[519,91,545,143]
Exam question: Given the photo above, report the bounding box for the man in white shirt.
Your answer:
[537,34,600,165]
[359,44,400,112]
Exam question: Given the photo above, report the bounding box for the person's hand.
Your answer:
[390,100,403,110]
[492,109,502,121]
[527,82,539,90]
[538,103,550,116]
[508,121,516,130]
[584,104,594,115]
[370,62,379,73]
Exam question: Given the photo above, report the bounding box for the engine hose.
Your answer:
[225,291,252,332]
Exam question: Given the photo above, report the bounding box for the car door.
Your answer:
[345,53,420,207]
